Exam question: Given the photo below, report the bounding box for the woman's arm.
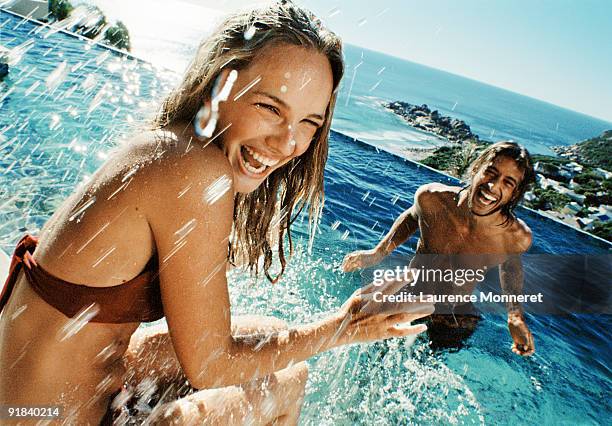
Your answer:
[142,144,433,389]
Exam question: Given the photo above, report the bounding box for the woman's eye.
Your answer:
[255,103,280,115]
[302,119,320,128]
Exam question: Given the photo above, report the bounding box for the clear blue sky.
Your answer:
[94,0,612,123]
[294,0,612,123]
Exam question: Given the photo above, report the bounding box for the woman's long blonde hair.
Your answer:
[152,2,344,282]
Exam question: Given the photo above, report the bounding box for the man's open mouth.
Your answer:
[239,145,280,175]
[476,186,499,207]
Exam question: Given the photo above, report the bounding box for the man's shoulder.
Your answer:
[506,217,533,253]
[415,183,462,205]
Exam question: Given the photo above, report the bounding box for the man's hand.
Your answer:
[342,248,383,272]
[508,312,535,356]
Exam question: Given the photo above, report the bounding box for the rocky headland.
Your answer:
[385,101,478,142]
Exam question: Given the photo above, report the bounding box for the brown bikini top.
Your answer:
[0,234,164,323]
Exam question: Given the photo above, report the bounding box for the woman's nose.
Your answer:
[266,124,296,158]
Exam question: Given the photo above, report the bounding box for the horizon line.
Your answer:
[345,42,612,126]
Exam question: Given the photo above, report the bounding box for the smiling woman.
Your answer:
[0,2,434,425]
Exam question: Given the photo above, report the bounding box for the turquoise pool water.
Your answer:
[1,10,610,425]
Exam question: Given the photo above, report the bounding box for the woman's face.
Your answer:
[215,43,334,193]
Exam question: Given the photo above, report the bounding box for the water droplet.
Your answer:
[68,196,96,222]
[244,26,256,40]
[10,305,27,321]
[45,61,68,91]
[328,7,341,18]
[174,219,197,243]
[204,174,232,205]
[57,303,100,341]
[49,114,61,131]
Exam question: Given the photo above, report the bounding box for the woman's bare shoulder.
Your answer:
[129,128,233,192]
[127,128,235,224]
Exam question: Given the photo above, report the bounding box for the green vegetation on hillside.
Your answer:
[104,21,131,51]
[47,0,131,51]
[49,0,73,21]
[526,187,572,211]
[591,220,612,242]
[421,140,486,178]
[576,130,612,170]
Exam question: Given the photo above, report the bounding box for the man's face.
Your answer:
[469,155,524,216]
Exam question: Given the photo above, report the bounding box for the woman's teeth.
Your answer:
[245,146,280,167]
[241,146,278,175]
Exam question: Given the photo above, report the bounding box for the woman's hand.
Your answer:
[333,279,434,346]
[341,248,384,272]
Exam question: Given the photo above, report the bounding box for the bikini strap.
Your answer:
[0,234,39,315]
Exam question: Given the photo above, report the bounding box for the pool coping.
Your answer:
[2,7,611,249]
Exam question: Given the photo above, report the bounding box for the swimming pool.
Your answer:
[1,10,610,425]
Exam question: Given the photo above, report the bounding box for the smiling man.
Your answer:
[343,141,537,356]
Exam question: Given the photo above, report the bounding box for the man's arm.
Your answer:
[499,254,535,356]
[342,186,424,272]
[499,255,525,315]
[374,205,419,257]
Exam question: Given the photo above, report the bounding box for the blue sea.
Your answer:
[0,10,610,425]
[334,45,612,157]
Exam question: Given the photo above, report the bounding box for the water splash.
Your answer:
[92,245,116,268]
[45,60,69,92]
[174,219,197,244]
[328,7,341,18]
[10,304,27,321]
[76,221,110,253]
[57,303,100,341]
[195,69,238,139]
[233,75,261,101]
[244,25,256,40]
[68,195,96,222]
[204,174,231,205]
[369,79,382,92]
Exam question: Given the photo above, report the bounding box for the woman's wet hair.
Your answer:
[153,2,344,282]
[464,141,535,226]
